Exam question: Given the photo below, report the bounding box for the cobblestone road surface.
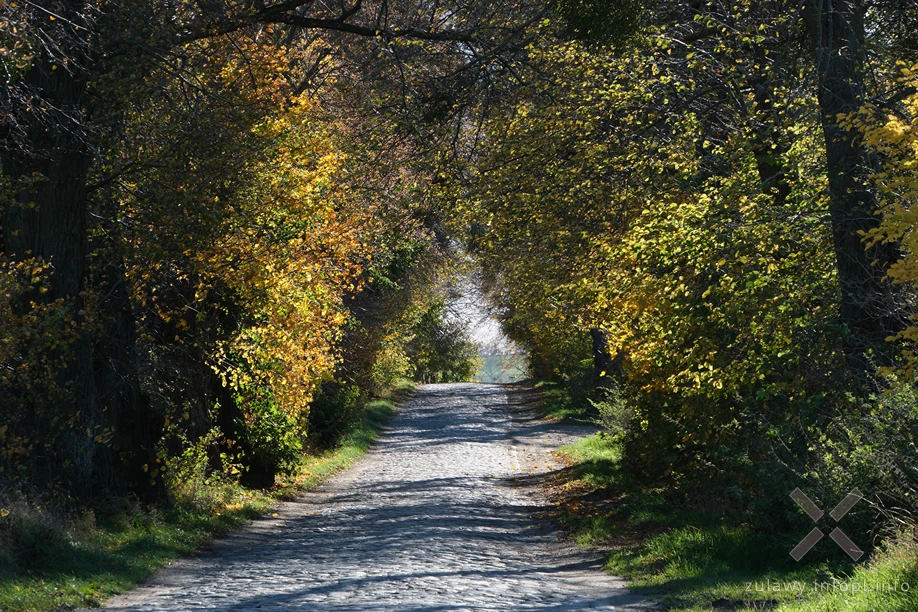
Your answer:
[101,383,651,611]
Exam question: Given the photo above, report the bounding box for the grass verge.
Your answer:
[274,381,410,497]
[0,381,411,611]
[534,380,597,423]
[553,432,918,611]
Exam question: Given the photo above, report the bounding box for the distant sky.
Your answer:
[446,272,520,356]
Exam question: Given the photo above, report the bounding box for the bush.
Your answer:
[590,383,633,439]
[0,494,70,574]
[409,301,480,383]
[307,382,362,450]
[237,390,303,478]
[809,379,918,538]
[164,428,244,512]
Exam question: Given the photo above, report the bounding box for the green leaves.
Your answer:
[556,0,646,46]
[453,13,852,499]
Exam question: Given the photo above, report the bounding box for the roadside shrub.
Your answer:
[409,300,480,383]
[0,495,70,573]
[163,427,252,512]
[236,390,303,478]
[369,335,413,393]
[590,383,633,439]
[307,382,362,450]
[809,379,918,538]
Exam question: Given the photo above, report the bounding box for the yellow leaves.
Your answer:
[463,30,836,406]
[849,79,918,366]
[189,100,374,422]
[96,50,388,462]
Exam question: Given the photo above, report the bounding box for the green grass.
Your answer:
[276,383,408,495]
[0,381,411,611]
[0,497,273,611]
[555,433,918,612]
[534,380,597,423]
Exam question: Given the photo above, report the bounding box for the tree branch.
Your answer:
[179,0,482,44]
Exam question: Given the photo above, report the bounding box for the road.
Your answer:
[101,383,650,611]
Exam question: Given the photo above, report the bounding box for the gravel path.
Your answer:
[100,383,651,611]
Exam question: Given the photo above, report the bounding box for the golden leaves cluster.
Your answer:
[466,29,838,424]
[110,32,374,430]
[847,64,918,374]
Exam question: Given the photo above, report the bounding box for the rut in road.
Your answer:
[101,383,651,611]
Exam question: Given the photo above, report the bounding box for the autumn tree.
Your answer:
[451,0,918,524]
[559,0,913,361]
[0,0,545,501]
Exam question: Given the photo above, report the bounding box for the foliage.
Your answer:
[1,0,536,507]
[556,430,918,612]
[556,0,645,46]
[454,6,918,563]
[111,37,368,443]
[236,390,304,477]
[459,32,840,498]
[3,0,918,606]
[0,257,83,486]
[590,384,633,439]
[807,381,918,536]
[0,384,408,611]
[845,66,918,374]
[1,15,479,500]
[307,383,363,450]
[163,427,242,513]
[408,299,481,383]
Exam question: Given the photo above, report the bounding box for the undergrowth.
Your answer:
[534,380,597,423]
[0,381,411,611]
[554,428,918,611]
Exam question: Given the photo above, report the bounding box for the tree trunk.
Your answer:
[0,8,161,501]
[95,259,165,501]
[801,0,904,360]
[0,42,102,497]
[590,328,616,382]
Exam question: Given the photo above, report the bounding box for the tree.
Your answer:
[801,0,906,357]
[555,0,909,361]
[1,0,547,501]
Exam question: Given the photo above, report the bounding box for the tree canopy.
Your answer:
[2,0,918,576]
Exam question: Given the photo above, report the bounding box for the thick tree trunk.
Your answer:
[801,0,904,359]
[0,10,160,501]
[95,260,165,501]
[2,75,89,300]
[0,46,102,496]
